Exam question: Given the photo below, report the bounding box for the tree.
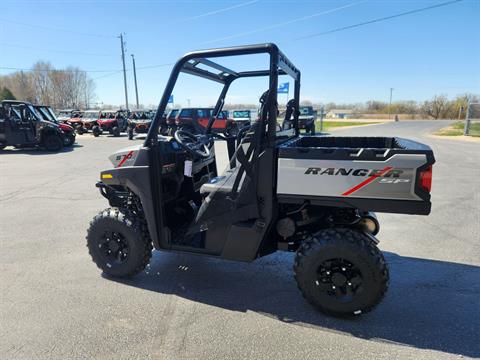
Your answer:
[0,87,16,101]
[421,95,451,119]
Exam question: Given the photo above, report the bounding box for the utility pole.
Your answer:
[119,33,129,110]
[388,87,394,121]
[131,54,139,109]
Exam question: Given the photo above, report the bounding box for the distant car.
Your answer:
[34,105,76,146]
[95,109,129,137]
[231,109,252,127]
[127,110,153,140]
[175,108,238,135]
[298,106,317,134]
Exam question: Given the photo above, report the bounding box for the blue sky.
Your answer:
[0,0,479,107]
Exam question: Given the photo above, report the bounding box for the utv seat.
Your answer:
[200,166,244,195]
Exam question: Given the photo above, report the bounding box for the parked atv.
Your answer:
[0,100,65,151]
[86,44,435,317]
[80,110,101,135]
[298,106,317,134]
[34,105,76,146]
[231,109,253,127]
[127,110,153,140]
[175,108,238,135]
[94,109,129,137]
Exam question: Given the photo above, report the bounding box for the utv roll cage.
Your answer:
[146,43,301,146]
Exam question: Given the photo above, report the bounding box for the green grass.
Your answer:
[318,121,380,130]
[434,121,480,137]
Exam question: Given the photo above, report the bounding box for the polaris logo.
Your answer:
[304,167,403,178]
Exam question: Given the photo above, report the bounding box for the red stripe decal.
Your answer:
[117,151,134,168]
[342,166,393,196]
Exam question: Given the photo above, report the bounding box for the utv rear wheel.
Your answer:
[294,228,389,317]
[87,208,152,278]
[112,126,121,137]
[44,135,63,151]
[76,126,84,135]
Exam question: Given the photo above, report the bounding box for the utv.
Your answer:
[298,106,317,134]
[78,110,100,134]
[86,44,435,317]
[127,110,153,140]
[231,109,253,127]
[94,109,129,137]
[0,100,65,151]
[175,108,238,136]
[57,109,80,123]
[34,105,76,146]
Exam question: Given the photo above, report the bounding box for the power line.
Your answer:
[179,0,259,22]
[295,0,464,40]
[0,17,115,39]
[0,42,115,57]
[201,1,365,44]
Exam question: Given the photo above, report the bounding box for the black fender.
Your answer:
[99,166,160,249]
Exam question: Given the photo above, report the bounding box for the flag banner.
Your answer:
[278,82,289,94]
[168,95,174,103]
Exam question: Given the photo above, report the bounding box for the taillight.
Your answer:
[419,165,432,192]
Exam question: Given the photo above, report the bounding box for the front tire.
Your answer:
[43,135,63,151]
[87,208,152,278]
[294,228,389,317]
[92,126,101,137]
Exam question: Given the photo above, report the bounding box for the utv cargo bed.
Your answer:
[277,136,435,215]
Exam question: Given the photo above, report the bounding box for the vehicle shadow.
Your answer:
[106,251,480,357]
[0,144,83,155]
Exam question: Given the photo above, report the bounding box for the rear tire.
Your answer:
[76,126,84,135]
[294,228,389,317]
[87,208,152,278]
[43,135,63,151]
[112,126,121,137]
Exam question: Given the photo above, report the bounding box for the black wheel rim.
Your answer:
[316,259,363,303]
[98,231,129,264]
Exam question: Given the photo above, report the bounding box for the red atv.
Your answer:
[175,108,238,135]
[94,109,129,137]
[57,109,83,130]
[34,105,76,146]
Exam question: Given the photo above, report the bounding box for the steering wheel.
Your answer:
[174,129,211,159]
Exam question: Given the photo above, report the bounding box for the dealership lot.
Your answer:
[1,120,479,359]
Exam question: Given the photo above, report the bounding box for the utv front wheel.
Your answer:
[43,135,63,151]
[294,228,389,317]
[87,208,152,277]
[92,126,101,137]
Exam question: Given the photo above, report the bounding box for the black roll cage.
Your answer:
[145,43,301,146]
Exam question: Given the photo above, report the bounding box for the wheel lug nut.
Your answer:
[332,285,336,289]
[341,267,346,271]
[347,282,352,286]
[326,271,330,275]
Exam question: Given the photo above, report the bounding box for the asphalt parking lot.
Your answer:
[1,120,479,360]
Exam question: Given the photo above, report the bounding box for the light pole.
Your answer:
[118,33,129,110]
[388,87,394,121]
[131,54,139,109]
